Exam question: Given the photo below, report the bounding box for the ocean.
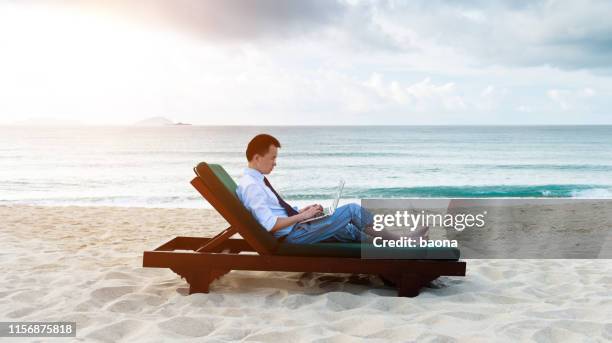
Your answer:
[1,125,611,208]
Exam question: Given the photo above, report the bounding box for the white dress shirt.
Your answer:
[236,167,297,237]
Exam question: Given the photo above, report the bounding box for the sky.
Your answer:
[1,0,611,125]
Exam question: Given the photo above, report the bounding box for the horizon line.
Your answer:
[2,123,612,127]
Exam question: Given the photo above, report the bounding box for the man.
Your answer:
[236,133,377,244]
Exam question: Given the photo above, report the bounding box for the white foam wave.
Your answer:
[571,188,612,198]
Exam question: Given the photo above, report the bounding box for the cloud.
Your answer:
[363,73,466,112]
[477,85,508,110]
[364,1,612,70]
[2,1,610,125]
[49,0,412,53]
[547,87,597,110]
[48,0,612,71]
[52,0,348,42]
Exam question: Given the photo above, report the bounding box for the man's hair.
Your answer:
[246,134,281,161]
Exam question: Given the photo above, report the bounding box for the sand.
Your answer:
[0,205,610,342]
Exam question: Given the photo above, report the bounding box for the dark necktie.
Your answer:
[263,177,299,216]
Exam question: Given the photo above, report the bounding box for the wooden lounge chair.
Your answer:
[142,162,467,297]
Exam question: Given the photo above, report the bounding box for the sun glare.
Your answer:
[0,3,204,125]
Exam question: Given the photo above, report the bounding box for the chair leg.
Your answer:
[397,273,439,297]
[186,269,212,294]
[171,248,242,294]
[171,268,213,294]
[210,269,230,281]
[379,273,399,287]
[209,248,239,281]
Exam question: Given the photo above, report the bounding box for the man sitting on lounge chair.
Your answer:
[236,134,416,244]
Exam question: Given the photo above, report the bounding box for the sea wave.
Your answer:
[284,184,612,200]
[3,184,611,208]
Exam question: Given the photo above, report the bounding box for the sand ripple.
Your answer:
[0,205,610,342]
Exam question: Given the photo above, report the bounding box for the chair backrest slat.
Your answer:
[193,162,279,254]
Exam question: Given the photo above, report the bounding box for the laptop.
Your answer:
[298,179,345,224]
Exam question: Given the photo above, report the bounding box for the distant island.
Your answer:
[133,117,192,126]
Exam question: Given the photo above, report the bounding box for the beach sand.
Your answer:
[0,205,610,342]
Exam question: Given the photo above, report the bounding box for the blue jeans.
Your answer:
[284,203,374,244]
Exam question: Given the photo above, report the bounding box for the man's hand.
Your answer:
[270,204,324,233]
[299,206,322,220]
[298,204,313,213]
[299,204,324,213]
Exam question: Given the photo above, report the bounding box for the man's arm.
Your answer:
[270,206,321,233]
[240,183,321,233]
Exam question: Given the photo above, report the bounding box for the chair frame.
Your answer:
[142,164,467,297]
